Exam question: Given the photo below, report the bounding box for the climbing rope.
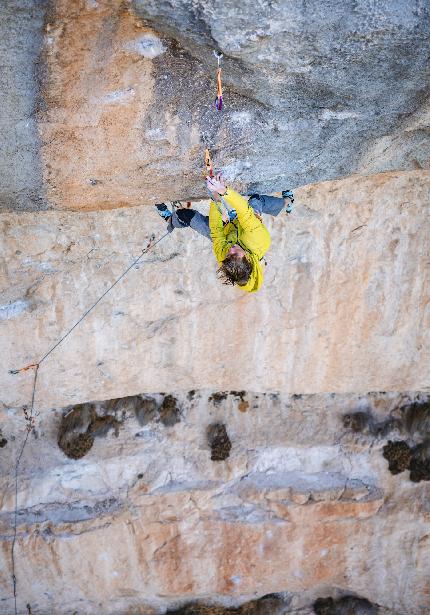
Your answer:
[8,229,170,615]
[11,365,39,615]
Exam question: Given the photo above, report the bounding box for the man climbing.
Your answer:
[155,174,294,293]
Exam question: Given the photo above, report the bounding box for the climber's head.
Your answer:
[218,245,253,287]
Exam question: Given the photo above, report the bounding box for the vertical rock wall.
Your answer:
[1,2,430,614]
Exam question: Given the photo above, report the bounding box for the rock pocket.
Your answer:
[207,423,231,461]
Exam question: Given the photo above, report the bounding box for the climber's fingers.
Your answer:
[206,174,226,195]
[206,175,216,192]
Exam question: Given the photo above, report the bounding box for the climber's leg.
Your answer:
[155,204,211,240]
[171,208,211,240]
[248,190,294,216]
[248,194,285,217]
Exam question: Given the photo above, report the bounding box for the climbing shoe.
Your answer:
[282,190,294,201]
[155,203,172,220]
[282,189,294,214]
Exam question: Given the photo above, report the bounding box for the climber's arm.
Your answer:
[209,200,229,263]
[227,187,271,257]
[221,188,261,233]
[206,174,261,233]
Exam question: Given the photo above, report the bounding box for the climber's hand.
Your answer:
[206,173,227,196]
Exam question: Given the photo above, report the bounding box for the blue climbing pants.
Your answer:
[169,194,285,241]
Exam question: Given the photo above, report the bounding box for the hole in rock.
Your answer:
[207,423,231,461]
[230,390,246,401]
[58,403,121,459]
[159,394,181,426]
[208,392,228,404]
[313,595,377,614]
[166,592,289,614]
[382,441,412,475]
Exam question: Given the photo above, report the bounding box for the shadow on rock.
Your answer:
[0,429,7,448]
[343,398,430,483]
[313,595,377,615]
[409,441,430,482]
[134,394,181,427]
[167,593,290,614]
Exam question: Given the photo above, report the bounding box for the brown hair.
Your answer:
[218,254,253,286]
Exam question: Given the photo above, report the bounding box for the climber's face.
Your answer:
[227,244,245,257]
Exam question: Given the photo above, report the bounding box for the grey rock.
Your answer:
[133,0,430,197]
[0,0,49,211]
[1,0,429,210]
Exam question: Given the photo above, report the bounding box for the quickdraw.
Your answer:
[214,51,223,111]
[204,148,226,217]
[204,147,214,178]
[9,363,39,375]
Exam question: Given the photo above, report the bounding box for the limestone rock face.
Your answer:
[1,1,430,614]
[1,0,430,211]
[1,389,429,615]
[1,171,429,410]
[1,170,430,614]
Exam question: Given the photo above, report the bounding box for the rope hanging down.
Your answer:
[9,229,170,615]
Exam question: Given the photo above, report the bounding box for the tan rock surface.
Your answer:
[0,389,428,614]
[1,169,429,614]
[1,2,429,613]
[40,0,166,210]
[1,170,429,411]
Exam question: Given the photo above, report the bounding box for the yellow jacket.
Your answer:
[209,188,271,293]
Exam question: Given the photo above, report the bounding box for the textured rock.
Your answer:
[1,170,429,409]
[164,594,294,614]
[1,0,430,211]
[0,389,429,614]
[0,0,47,211]
[313,596,377,615]
[1,2,430,614]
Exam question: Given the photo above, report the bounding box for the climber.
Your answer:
[155,175,294,293]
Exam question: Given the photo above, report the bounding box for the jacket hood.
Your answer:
[238,253,263,293]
